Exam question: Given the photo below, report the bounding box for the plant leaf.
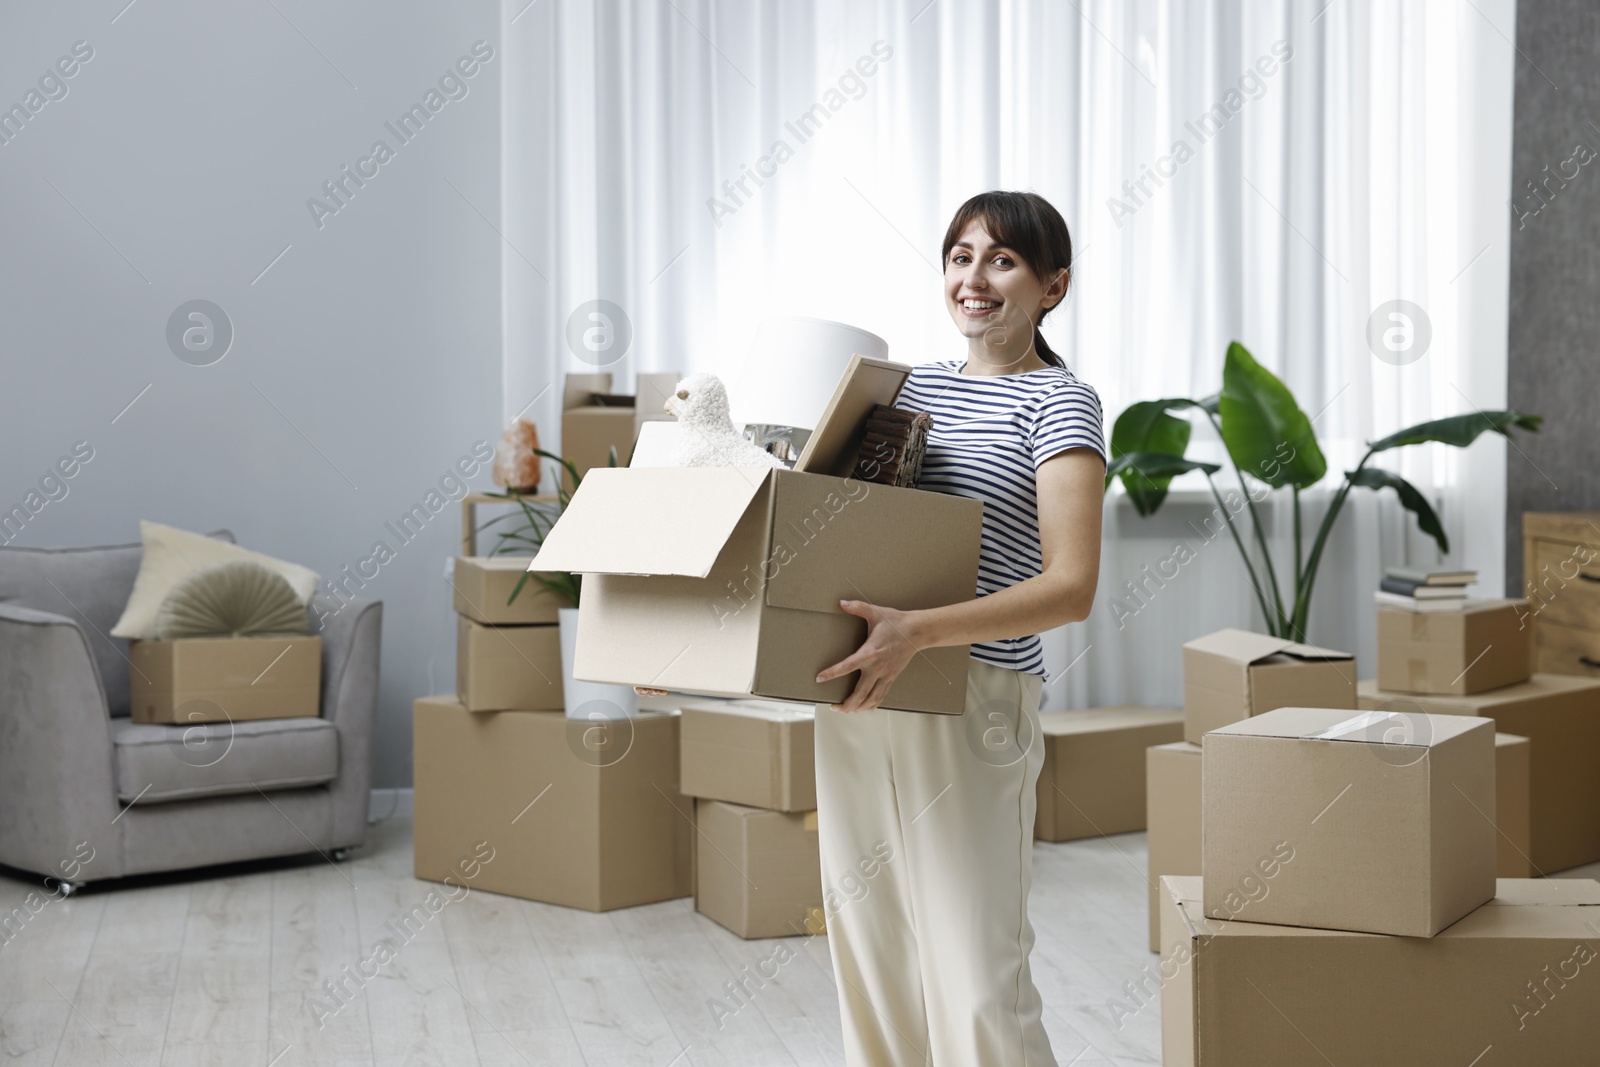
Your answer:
[1109,398,1213,513]
[1368,410,1542,454]
[1104,451,1222,516]
[1347,467,1449,555]
[1217,341,1328,489]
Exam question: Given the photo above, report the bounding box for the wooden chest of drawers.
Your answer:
[1522,512,1600,679]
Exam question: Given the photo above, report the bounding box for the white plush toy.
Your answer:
[664,373,785,468]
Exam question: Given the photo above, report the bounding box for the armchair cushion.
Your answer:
[111,716,339,804]
[0,531,234,717]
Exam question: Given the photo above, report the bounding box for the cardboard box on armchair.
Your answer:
[127,634,321,723]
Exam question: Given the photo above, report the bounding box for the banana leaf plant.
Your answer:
[477,447,604,609]
[1105,341,1541,641]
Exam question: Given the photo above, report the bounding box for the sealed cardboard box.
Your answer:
[561,371,680,488]
[1159,875,1600,1067]
[1181,629,1355,744]
[694,799,822,939]
[128,635,321,723]
[452,556,564,625]
[412,696,691,910]
[1035,706,1184,842]
[455,618,562,712]
[1496,732,1533,878]
[529,466,980,714]
[1146,741,1202,952]
[1202,706,1496,937]
[1376,598,1533,694]
[1359,673,1600,873]
[680,700,815,812]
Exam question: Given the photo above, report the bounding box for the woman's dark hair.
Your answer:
[940,190,1073,369]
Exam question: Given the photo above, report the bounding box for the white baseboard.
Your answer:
[369,788,414,823]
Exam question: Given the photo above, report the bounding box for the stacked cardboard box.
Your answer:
[1159,705,1600,1064]
[1180,629,1356,744]
[679,700,825,939]
[1034,707,1183,843]
[1159,875,1600,1066]
[1145,735,1529,953]
[451,556,563,712]
[1201,707,1498,937]
[412,695,692,909]
[561,371,679,489]
[1359,596,1600,873]
[1144,741,1201,952]
[1143,731,1531,951]
[1144,629,1357,947]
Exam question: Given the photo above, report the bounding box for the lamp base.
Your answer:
[741,424,810,467]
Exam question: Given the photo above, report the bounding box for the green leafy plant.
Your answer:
[1105,341,1541,640]
[478,448,599,609]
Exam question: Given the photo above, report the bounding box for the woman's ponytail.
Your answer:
[1033,325,1064,369]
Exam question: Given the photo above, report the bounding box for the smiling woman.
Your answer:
[811,190,1107,1067]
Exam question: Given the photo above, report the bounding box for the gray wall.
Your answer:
[0,0,504,787]
[1507,1,1600,591]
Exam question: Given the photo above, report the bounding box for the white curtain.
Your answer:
[502,0,1517,710]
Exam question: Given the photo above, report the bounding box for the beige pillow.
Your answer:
[154,560,312,639]
[110,520,321,640]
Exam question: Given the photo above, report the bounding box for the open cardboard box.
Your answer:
[531,357,981,714]
[1182,628,1355,743]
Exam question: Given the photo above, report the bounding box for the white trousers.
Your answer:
[814,658,1057,1067]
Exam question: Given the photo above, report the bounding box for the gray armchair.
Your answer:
[0,535,381,889]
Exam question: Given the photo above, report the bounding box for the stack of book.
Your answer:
[1373,566,1477,611]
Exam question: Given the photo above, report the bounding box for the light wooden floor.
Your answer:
[0,810,1176,1067]
[6,818,1595,1067]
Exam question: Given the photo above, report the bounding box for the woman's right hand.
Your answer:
[634,686,669,696]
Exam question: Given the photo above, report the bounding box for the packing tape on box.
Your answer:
[1303,710,1401,742]
[803,810,818,832]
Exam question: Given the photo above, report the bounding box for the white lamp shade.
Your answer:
[730,317,890,430]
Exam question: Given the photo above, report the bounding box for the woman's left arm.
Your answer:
[816,447,1106,711]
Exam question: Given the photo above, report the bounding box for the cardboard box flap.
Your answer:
[762,472,983,614]
[793,355,910,477]
[1207,706,1493,747]
[529,467,772,578]
[1184,628,1352,665]
[1276,639,1354,662]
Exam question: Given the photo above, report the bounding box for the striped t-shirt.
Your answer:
[894,359,1107,675]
